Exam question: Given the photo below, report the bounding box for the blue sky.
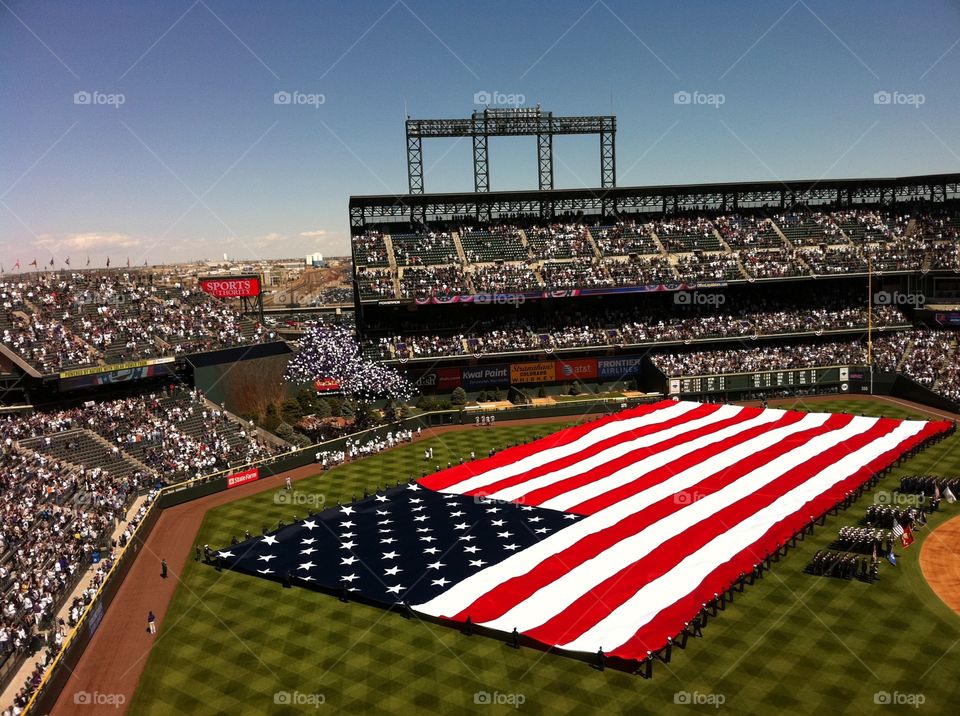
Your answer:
[2,0,959,264]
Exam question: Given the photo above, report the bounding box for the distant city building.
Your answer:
[305,252,325,267]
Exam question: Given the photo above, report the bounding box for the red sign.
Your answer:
[226,467,260,489]
[199,276,261,298]
[412,366,461,390]
[314,377,341,392]
[554,358,598,381]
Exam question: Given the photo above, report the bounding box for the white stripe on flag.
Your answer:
[477,414,871,633]
[488,403,766,505]
[414,410,832,620]
[535,407,787,511]
[558,419,927,653]
[439,401,704,495]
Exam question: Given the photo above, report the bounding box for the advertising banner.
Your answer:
[226,467,260,489]
[510,361,556,385]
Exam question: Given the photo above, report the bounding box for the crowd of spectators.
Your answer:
[0,388,287,710]
[399,266,470,300]
[364,298,909,360]
[351,210,957,301]
[0,273,276,373]
[651,326,959,406]
[539,259,609,289]
[653,217,721,252]
[470,264,540,294]
[606,256,677,286]
[391,232,459,266]
[351,232,390,266]
[526,223,595,260]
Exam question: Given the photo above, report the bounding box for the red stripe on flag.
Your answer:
[451,412,850,626]
[524,415,892,649]
[465,402,728,502]
[418,400,679,492]
[519,405,784,511]
[607,418,947,660]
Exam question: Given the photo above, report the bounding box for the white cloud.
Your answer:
[36,232,141,252]
[300,229,328,239]
[255,232,287,244]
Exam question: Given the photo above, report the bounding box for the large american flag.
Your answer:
[216,400,948,663]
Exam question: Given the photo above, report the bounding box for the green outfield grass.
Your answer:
[130,401,960,715]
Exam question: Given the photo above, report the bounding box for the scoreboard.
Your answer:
[669,367,848,395]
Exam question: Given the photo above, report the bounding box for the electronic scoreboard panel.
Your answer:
[669,366,851,395]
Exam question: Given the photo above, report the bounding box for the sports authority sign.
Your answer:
[226,467,260,489]
[199,275,262,299]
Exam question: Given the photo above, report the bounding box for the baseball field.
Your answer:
[86,399,960,714]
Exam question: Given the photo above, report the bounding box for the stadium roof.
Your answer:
[350,171,960,206]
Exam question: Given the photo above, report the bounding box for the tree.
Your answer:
[383,399,398,422]
[274,422,295,442]
[314,399,332,419]
[281,399,303,423]
[295,387,317,413]
[450,387,467,405]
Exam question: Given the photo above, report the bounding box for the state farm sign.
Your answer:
[226,467,260,489]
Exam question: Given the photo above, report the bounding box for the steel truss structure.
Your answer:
[350,173,960,231]
[405,108,616,196]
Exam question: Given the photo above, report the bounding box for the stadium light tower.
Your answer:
[405,107,616,194]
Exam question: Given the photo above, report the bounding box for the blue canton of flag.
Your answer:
[215,483,582,606]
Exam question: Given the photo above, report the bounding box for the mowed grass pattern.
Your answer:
[130,403,960,715]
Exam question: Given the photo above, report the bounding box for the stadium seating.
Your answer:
[391,232,459,266]
[459,226,529,262]
[673,253,744,282]
[526,224,595,260]
[352,232,391,267]
[775,212,846,247]
[0,274,276,374]
[606,256,677,286]
[398,266,470,299]
[714,215,784,250]
[590,224,661,256]
[539,259,609,289]
[653,217,722,252]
